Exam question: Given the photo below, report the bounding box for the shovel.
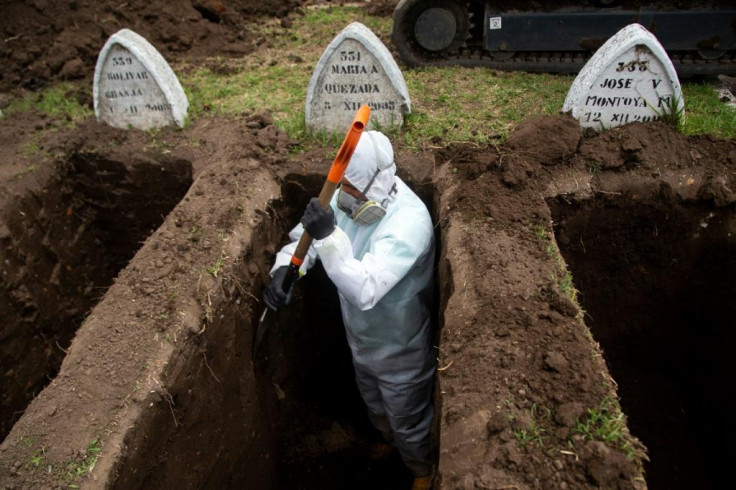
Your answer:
[252,105,371,365]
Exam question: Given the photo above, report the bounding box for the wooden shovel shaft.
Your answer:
[280,105,371,293]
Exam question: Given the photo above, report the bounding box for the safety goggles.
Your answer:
[337,168,387,225]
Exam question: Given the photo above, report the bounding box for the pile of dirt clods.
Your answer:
[0,0,302,91]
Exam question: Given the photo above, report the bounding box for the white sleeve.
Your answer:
[313,226,428,311]
[270,223,319,277]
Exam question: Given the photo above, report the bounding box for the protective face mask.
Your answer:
[352,200,386,225]
[337,189,386,226]
[338,133,395,226]
[337,188,363,216]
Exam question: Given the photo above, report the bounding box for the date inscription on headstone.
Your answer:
[563,24,683,131]
[306,22,411,133]
[93,29,188,130]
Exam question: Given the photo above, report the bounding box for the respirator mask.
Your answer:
[337,171,389,225]
[337,133,396,226]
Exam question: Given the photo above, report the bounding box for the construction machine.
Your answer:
[391,1,736,77]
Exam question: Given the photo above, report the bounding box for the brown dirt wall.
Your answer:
[0,136,192,440]
[548,195,735,489]
[0,112,734,489]
[0,113,294,488]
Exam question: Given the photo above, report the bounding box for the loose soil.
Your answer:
[1,101,734,489]
[0,0,302,91]
[1,2,735,489]
[2,0,733,93]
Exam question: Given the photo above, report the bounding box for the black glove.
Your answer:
[263,266,293,311]
[301,197,335,240]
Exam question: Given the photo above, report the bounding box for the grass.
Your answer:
[647,91,685,132]
[189,226,206,247]
[3,6,736,149]
[206,254,226,277]
[543,237,580,304]
[26,447,45,469]
[572,397,640,459]
[6,83,92,124]
[557,270,578,303]
[682,82,736,138]
[65,437,101,485]
[406,69,573,146]
[513,403,552,449]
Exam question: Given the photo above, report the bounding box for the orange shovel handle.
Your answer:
[326,105,371,185]
[282,105,371,291]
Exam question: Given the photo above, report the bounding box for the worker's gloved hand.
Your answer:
[301,197,335,240]
[263,266,293,311]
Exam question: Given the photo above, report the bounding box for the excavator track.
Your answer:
[392,0,736,78]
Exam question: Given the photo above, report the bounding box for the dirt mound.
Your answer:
[363,0,399,16]
[0,0,303,91]
[435,117,734,489]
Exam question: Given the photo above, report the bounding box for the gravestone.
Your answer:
[93,29,188,130]
[305,22,411,133]
[563,23,683,131]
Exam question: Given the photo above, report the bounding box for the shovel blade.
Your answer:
[252,308,273,365]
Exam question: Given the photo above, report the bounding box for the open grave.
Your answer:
[0,114,734,489]
[1,145,192,439]
[549,194,735,489]
[109,165,440,489]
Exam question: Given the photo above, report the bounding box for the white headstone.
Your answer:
[305,22,411,133]
[563,24,683,131]
[93,29,188,130]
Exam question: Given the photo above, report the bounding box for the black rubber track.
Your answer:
[391,0,736,78]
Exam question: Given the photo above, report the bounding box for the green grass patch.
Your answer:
[22,141,40,158]
[404,69,572,147]
[681,82,736,138]
[5,6,736,149]
[572,397,640,459]
[6,83,92,124]
[65,437,101,484]
[542,236,580,305]
[26,447,45,469]
[513,403,552,449]
[206,253,226,277]
[183,62,310,124]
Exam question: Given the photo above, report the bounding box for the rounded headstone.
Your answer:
[93,29,188,130]
[563,23,684,131]
[305,22,411,134]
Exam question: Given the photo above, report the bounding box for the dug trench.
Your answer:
[110,157,440,489]
[1,115,735,489]
[0,148,192,440]
[549,195,735,490]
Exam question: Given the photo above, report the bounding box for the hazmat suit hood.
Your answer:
[344,131,397,204]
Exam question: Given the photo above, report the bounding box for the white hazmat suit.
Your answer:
[270,131,436,476]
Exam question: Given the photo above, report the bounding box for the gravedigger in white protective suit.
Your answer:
[263,131,436,489]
